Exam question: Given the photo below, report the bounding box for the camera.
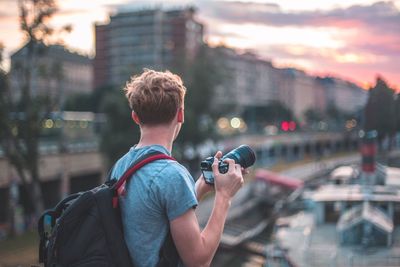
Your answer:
[200,145,256,185]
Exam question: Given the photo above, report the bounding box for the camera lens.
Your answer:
[221,145,256,168]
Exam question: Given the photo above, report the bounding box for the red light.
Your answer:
[289,121,296,131]
[281,121,289,131]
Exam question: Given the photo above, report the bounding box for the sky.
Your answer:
[0,0,399,89]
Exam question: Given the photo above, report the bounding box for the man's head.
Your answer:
[124,69,186,126]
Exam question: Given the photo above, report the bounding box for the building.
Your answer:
[211,46,367,125]
[10,43,92,106]
[93,7,204,89]
[316,77,368,114]
[211,46,279,112]
[275,68,296,111]
[276,68,320,122]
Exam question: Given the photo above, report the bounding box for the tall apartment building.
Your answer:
[10,43,92,106]
[93,7,204,89]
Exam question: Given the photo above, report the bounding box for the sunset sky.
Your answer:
[0,0,399,89]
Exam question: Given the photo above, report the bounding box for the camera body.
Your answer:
[200,145,256,185]
[200,157,229,184]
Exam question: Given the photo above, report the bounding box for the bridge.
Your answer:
[220,131,367,166]
[1,122,399,232]
[0,140,106,226]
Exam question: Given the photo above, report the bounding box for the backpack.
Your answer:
[38,150,180,267]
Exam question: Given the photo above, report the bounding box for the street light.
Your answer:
[230,117,241,129]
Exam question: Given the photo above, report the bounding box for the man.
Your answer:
[111,69,245,267]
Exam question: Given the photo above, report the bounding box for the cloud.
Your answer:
[198,1,400,87]
[262,43,400,87]
[199,1,400,32]
[199,1,400,51]
[0,0,18,20]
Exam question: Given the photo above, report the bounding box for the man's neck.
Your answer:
[136,124,175,152]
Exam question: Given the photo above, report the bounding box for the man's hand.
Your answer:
[171,152,247,267]
[195,151,222,201]
[212,157,244,201]
[195,150,249,201]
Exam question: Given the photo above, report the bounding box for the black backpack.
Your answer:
[38,150,180,267]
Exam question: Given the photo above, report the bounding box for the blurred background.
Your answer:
[0,0,399,266]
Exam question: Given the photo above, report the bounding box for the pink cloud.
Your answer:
[199,1,400,88]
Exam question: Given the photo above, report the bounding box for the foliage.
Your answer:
[70,45,225,164]
[63,85,111,112]
[364,76,396,142]
[63,92,94,111]
[99,89,140,166]
[326,104,341,122]
[62,82,131,165]
[304,108,323,124]
[176,45,223,146]
[0,0,69,217]
[241,101,294,131]
[63,84,137,166]
[396,94,400,133]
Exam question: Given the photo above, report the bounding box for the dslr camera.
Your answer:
[200,145,256,185]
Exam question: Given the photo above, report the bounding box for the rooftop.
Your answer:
[11,42,91,65]
[274,212,400,267]
[303,184,400,203]
[337,201,393,233]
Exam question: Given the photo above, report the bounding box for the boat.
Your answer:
[266,163,400,267]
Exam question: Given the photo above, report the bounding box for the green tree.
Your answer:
[95,45,224,165]
[326,104,341,122]
[364,76,396,148]
[63,84,113,113]
[176,45,223,147]
[0,0,69,217]
[395,93,400,134]
[242,101,294,132]
[304,108,323,126]
[63,92,94,111]
[99,89,140,166]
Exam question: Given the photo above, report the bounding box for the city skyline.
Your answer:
[1,0,399,90]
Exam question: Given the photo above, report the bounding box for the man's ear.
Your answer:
[132,111,141,125]
[177,108,184,123]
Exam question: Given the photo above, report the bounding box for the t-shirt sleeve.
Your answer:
[158,163,198,221]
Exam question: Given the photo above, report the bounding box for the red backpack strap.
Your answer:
[112,151,175,208]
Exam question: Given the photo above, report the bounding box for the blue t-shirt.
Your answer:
[111,145,198,267]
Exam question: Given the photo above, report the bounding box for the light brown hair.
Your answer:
[124,69,186,125]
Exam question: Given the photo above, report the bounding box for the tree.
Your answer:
[395,93,400,138]
[96,45,224,165]
[364,76,396,149]
[326,104,341,122]
[304,108,323,124]
[242,101,294,132]
[0,0,68,218]
[99,89,140,166]
[176,45,223,146]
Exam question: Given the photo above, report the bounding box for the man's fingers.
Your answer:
[214,151,223,160]
[235,164,241,172]
[211,157,220,175]
[224,159,235,173]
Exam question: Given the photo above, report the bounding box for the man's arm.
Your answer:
[195,174,215,202]
[170,159,244,267]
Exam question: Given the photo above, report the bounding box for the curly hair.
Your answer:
[124,69,186,125]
